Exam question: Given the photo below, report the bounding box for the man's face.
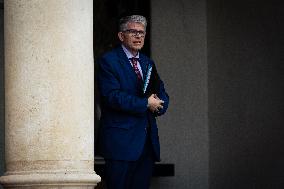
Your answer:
[118,22,146,56]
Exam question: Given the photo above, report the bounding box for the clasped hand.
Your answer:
[147,94,164,113]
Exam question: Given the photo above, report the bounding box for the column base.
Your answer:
[0,171,101,188]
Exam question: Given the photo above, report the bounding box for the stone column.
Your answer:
[0,0,101,188]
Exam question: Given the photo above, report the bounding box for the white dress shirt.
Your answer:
[121,45,143,79]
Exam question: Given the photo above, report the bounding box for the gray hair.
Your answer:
[119,15,147,32]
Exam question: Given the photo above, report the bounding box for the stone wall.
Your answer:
[151,0,209,188]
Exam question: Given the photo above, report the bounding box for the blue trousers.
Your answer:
[104,134,155,189]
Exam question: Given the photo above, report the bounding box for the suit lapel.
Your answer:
[138,56,148,80]
[116,46,151,94]
[116,46,138,82]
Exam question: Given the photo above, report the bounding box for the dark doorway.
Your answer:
[93,0,150,59]
[93,0,151,155]
[93,1,151,186]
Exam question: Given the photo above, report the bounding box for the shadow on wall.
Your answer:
[208,1,284,188]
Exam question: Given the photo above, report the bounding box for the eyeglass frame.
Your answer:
[122,29,146,37]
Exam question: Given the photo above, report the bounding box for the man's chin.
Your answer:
[126,45,144,54]
[133,46,143,51]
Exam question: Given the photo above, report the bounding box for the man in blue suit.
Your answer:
[97,15,169,189]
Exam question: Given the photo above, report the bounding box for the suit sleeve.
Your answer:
[155,77,169,116]
[144,61,169,116]
[97,57,148,114]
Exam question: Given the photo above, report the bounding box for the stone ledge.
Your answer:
[0,171,101,187]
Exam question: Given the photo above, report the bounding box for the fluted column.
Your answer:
[0,0,101,188]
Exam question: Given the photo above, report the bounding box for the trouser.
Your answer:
[104,133,155,189]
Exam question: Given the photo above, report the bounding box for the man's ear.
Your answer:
[118,32,124,42]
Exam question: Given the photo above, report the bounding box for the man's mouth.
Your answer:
[133,41,142,45]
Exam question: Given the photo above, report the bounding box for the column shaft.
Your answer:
[0,0,100,188]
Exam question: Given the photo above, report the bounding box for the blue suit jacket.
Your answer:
[97,46,169,161]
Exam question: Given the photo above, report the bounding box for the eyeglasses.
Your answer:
[123,29,146,37]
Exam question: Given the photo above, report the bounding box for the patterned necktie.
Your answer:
[129,57,142,81]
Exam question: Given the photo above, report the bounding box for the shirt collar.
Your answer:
[121,44,140,59]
